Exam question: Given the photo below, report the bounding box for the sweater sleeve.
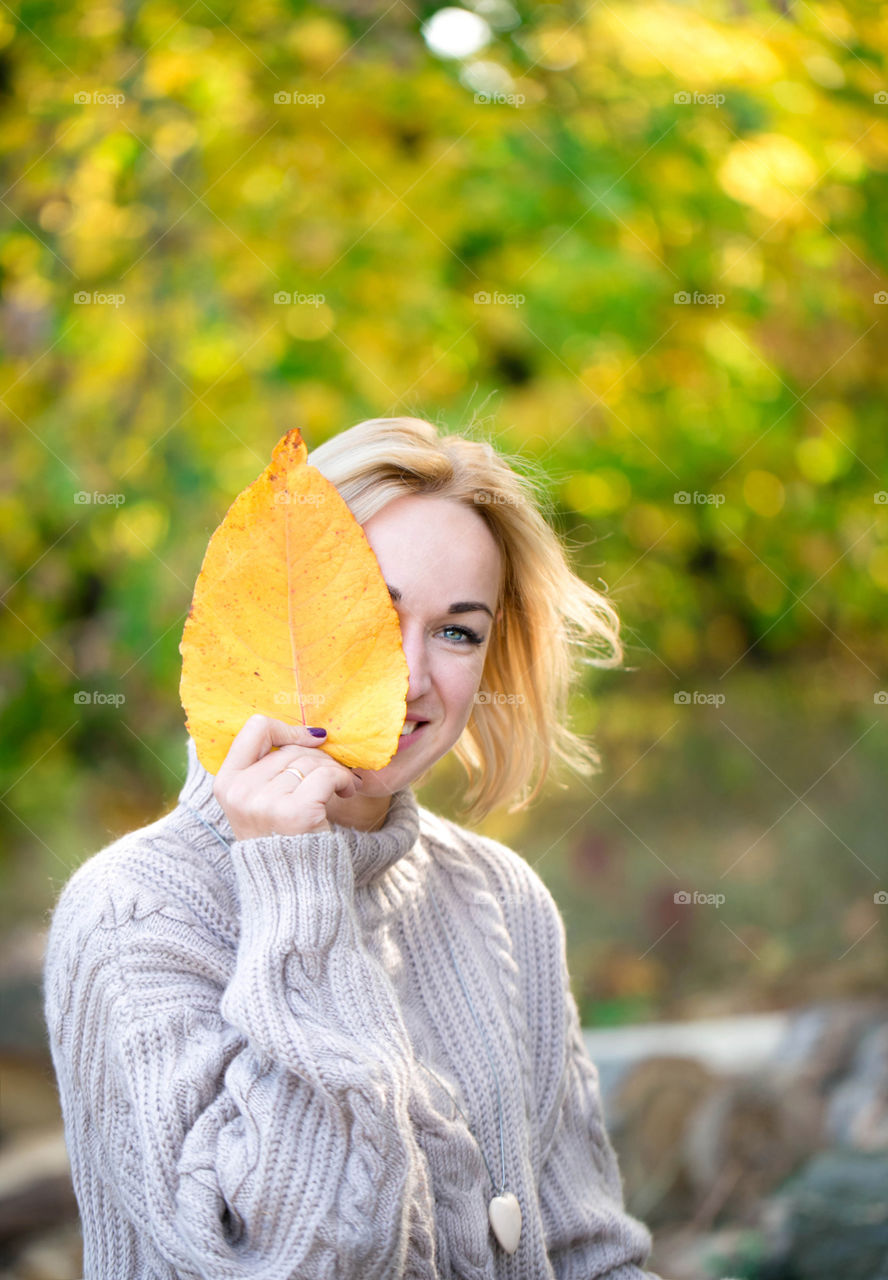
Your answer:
[44,829,437,1280]
[534,894,663,1280]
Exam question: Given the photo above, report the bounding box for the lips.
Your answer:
[399,719,427,736]
[396,720,428,750]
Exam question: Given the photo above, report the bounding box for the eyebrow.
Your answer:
[386,584,493,619]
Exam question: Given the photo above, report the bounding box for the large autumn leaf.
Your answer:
[179,428,409,774]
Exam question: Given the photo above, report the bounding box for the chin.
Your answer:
[352,766,400,795]
[357,760,423,796]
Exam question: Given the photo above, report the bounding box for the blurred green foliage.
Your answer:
[2,0,887,1017]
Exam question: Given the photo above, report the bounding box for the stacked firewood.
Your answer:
[606,999,888,1279]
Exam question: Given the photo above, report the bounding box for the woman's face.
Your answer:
[323,492,502,830]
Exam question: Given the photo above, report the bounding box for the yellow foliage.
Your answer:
[179,429,410,773]
[719,134,819,220]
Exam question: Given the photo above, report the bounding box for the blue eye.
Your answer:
[441,625,485,645]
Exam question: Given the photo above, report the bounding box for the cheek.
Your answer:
[442,657,487,718]
[429,647,478,694]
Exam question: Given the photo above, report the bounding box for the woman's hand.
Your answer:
[213,714,362,839]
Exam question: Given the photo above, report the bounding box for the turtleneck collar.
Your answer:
[176,735,420,889]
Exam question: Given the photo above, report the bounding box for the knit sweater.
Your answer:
[44,736,663,1280]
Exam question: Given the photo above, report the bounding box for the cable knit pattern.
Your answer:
[44,735,666,1280]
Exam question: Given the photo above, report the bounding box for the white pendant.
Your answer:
[488,1192,522,1254]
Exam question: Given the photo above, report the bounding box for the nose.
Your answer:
[399,616,432,702]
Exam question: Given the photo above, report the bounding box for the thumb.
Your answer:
[222,714,328,773]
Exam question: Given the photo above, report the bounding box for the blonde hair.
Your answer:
[307,417,623,824]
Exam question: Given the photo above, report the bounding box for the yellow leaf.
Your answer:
[179,428,409,773]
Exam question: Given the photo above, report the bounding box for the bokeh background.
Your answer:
[2,0,888,1275]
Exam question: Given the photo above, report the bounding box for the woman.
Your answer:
[44,416,667,1278]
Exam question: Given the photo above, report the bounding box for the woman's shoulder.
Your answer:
[416,803,563,935]
[46,806,235,952]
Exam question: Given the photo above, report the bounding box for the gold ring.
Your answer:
[283,766,306,783]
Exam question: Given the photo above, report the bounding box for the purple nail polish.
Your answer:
[308,727,327,737]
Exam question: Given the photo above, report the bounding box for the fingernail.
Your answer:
[308,727,327,737]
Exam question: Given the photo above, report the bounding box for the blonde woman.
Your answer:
[44,417,668,1278]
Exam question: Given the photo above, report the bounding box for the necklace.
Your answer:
[181,804,523,1255]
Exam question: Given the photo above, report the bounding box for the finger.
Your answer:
[218,715,327,778]
[267,765,359,833]
[270,760,360,798]
[243,742,363,792]
[235,741,330,789]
